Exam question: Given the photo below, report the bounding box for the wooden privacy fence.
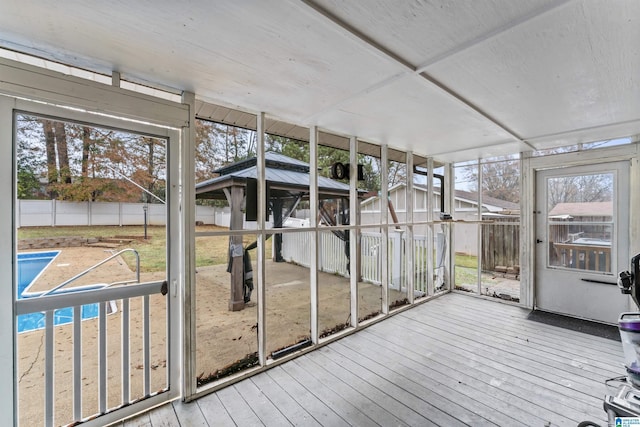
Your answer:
[481,219,520,273]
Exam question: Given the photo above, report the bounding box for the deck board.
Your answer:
[215,384,264,426]
[409,305,620,379]
[147,403,179,427]
[428,296,624,362]
[195,391,236,426]
[140,293,622,426]
[290,355,408,426]
[307,351,432,426]
[403,308,615,397]
[250,373,322,426]
[368,314,603,424]
[266,366,349,426]
[172,400,207,426]
[283,358,381,426]
[361,324,603,421]
[232,377,292,426]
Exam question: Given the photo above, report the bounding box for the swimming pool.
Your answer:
[17,251,101,333]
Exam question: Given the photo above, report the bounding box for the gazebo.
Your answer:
[196,151,361,311]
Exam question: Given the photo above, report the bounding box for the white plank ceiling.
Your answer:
[0,0,638,162]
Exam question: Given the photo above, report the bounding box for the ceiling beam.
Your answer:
[429,138,532,159]
[523,117,640,145]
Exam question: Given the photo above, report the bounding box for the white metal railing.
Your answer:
[39,248,140,297]
[282,230,432,294]
[15,281,168,426]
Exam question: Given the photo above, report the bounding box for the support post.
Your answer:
[349,136,359,328]
[273,199,284,262]
[426,157,435,296]
[477,158,483,295]
[228,185,245,311]
[406,151,414,304]
[182,90,197,398]
[256,112,267,365]
[310,127,319,343]
[381,144,389,314]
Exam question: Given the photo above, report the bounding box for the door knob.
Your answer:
[536,239,543,243]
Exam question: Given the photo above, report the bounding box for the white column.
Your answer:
[256,112,267,364]
[349,136,358,327]
[381,144,389,314]
[406,152,414,304]
[309,127,319,343]
[0,93,15,427]
[180,91,196,397]
[426,157,435,296]
[446,162,455,291]
[477,158,483,294]
[520,151,534,307]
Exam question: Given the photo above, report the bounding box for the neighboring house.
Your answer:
[548,201,612,220]
[361,183,518,222]
[547,201,613,271]
[361,184,519,259]
[548,201,613,243]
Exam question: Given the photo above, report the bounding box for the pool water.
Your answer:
[17,251,101,333]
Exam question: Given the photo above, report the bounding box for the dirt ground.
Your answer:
[17,246,400,426]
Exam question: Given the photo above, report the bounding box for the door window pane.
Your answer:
[546,173,614,274]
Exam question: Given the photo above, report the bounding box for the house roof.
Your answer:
[362,183,519,212]
[451,188,519,211]
[548,201,613,217]
[196,151,353,200]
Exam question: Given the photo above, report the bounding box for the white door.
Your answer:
[535,161,630,324]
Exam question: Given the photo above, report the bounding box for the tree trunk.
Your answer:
[147,138,155,196]
[54,122,72,184]
[81,127,91,177]
[42,120,58,198]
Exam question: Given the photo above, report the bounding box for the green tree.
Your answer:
[16,160,41,199]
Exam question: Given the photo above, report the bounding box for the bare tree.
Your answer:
[465,158,520,203]
[547,173,612,209]
[41,120,58,197]
[54,122,71,184]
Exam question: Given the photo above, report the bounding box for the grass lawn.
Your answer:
[17,225,265,273]
[18,225,483,285]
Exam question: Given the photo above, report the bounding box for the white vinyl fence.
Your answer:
[282,230,441,294]
[16,199,227,227]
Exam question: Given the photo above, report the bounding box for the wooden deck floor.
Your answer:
[123,293,625,426]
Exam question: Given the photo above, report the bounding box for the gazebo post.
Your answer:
[272,199,284,262]
[227,185,245,311]
[196,153,360,312]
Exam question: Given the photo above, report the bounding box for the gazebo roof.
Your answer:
[196,152,355,200]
